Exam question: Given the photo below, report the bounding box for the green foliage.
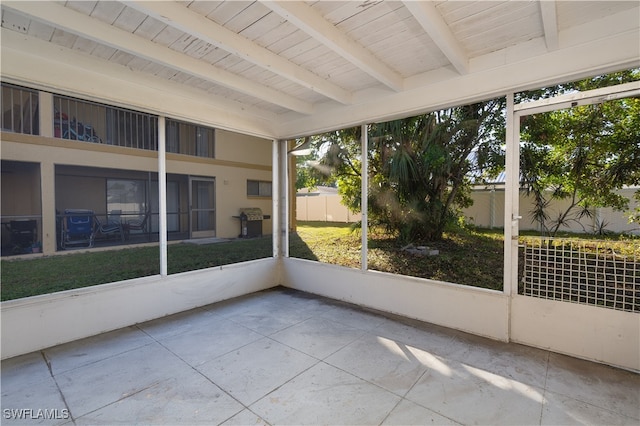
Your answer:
[295,158,319,191]
[519,69,640,236]
[310,102,504,242]
[293,132,358,194]
[628,192,640,226]
[295,69,639,243]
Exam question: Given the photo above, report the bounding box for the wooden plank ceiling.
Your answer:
[1,1,639,139]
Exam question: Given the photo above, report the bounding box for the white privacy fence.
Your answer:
[520,238,639,313]
[464,187,639,235]
[298,187,638,234]
[296,193,361,223]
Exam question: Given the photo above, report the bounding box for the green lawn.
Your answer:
[292,222,505,290]
[1,238,273,301]
[1,222,636,301]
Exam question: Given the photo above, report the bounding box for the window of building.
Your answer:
[107,178,180,233]
[165,118,215,158]
[247,180,272,197]
[149,180,180,233]
[107,179,147,218]
[1,83,39,135]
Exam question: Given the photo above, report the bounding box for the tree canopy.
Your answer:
[519,69,640,235]
[298,101,504,242]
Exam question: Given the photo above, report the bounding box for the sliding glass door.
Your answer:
[189,177,216,238]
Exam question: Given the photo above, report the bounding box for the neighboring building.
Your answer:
[1,83,273,256]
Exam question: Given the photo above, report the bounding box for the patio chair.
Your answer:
[94,213,125,243]
[9,219,37,254]
[60,209,95,249]
[124,209,150,241]
[108,209,122,222]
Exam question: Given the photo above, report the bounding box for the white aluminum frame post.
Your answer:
[361,123,369,271]
[273,139,288,258]
[503,93,520,298]
[158,115,168,277]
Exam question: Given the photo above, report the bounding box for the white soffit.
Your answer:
[1,1,638,140]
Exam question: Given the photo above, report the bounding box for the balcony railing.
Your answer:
[3,83,217,160]
[54,95,158,151]
[1,84,38,135]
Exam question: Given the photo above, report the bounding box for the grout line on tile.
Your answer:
[217,407,273,426]
[377,396,404,425]
[397,363,464,425]
[141,331,286,412]
[41,350,75,423]
[45,339,158,377]
[71,379,164,422]
[538,350,551,425]
[244,358,323,409]
[226,313,310,338]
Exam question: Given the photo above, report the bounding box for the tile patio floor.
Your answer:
[1,287,638,425]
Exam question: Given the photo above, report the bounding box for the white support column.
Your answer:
[38,91,54,137]
[272,139,280,258]
[503,93,520,297]
[282,140,289,257]
[40,161,57,255]
[38,91,56,254]
[158,116,168,277]
[272,139,288,258]
[361,124,368,271]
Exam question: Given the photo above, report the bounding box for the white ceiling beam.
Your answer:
[124,1,352,105]
[263,1,404,92]
[3,1,313,114]
[276,23,639,139]
[514,80,640,116]
[402,0,469,75]
[539,0,559,51]
[0,29,277,138]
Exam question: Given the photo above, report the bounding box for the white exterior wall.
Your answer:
[281,258,510,342]
[1,258,277,360]
[511,295,639,371]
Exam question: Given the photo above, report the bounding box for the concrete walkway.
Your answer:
[1,287,638,425]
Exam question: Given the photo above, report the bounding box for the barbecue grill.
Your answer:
[234,207,270,238]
